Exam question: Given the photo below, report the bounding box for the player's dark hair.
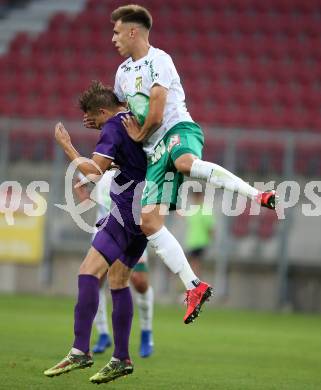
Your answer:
[111,4,152,30]
[79,81,121,113]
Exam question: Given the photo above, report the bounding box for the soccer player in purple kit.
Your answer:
[44,81,147,384]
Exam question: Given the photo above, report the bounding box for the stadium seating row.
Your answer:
[2,96,320,134]
[230,207,278,239]
[2,74,319,106]
[9,29,321,62]
[9,130,97,161]
[4,51,321,87]
[86,0,321,14]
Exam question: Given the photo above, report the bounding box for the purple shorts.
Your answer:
[92,214,147,269]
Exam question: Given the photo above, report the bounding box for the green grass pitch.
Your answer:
[1,294,320,390]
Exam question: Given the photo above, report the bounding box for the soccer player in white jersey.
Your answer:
[85,4,277,324]
[75,170,154,357]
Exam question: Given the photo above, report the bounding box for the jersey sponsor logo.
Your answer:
[149,60,159,82]
[135,76,143,91]
[150,140,166,164]
[167,134,181,152]
[121,60,149,74]
[121,64,132,72]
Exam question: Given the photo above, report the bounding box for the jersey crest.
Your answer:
[167,134,181,152]
[135,76,143,91]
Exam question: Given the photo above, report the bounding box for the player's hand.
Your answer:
[110,162,120,170]
[83,113,97,129]
[122,115,143,142]
[55,122,71,147]
[74,180,91,202]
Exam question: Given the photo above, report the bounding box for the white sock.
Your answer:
[147,226,199,290]
[190,159,259,199]
[136,286,154,331]
[71,347,85,355]
[93,285,109,335]
[111,356,120,362]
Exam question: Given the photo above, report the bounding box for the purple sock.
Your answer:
[111,287,133,361]
[73,274,99,353]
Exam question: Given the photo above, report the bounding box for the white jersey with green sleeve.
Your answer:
[114,46,193,156]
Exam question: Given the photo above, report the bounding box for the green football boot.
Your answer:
[89,358,133,384]
[44,351,93,377]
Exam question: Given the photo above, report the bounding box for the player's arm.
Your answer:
[74,177,91,201]
[122,85,167,142]
[55,122,112,182]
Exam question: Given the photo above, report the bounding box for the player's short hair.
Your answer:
[111,4,152,30]
[79,81,121,113]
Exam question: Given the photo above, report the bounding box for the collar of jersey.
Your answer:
[130,46,154,64]
[115,110,131,116]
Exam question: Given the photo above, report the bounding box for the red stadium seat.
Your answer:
[9,32,31,55]
[236,140,285,175]
[257,209,278,239]
[48,12,71,33]
[231,210,252,238]
[295,144,321,176]
[202,135,226,164]
[9,130,33,161]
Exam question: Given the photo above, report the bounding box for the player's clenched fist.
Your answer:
[55,121,71,147]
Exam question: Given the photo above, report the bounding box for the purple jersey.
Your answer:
[93,111,146,234]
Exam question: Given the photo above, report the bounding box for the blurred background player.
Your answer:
[185,190,216,279]
[75,149,154,359]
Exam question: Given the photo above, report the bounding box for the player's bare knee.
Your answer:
[140,219,155,236]
[135,282,148,294]
[78,247,109,278]
[108,260,131,289]
[78,262,105,279]
[78,263,86,275]
[108,274,130,289]
[107,267,128,288]
[141,206,165,236]
[131,272,148,293]
[174,154,197,176]
[79,257,96,276]
[175,161,190,175]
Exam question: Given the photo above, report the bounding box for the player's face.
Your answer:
[87,109,109,129]
[112,20,134,58]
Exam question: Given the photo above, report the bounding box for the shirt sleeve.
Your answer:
[114,67,126,103]
[149,54,176,89]
[93,123,122,160]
